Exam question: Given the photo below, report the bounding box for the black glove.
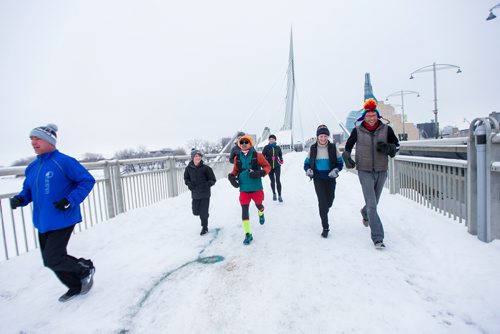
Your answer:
[249,170,265,179]
[228,173,239,188]
[342,151,356,169]
[186,182,196,191]
[10,196,23,210]
[376,142,397,157]
[53,198,71,211]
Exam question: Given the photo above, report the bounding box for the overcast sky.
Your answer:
[1,0,499,166]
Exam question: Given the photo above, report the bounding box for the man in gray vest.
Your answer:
[342,98,399,249]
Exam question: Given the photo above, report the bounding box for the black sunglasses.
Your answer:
[239,139,250,145]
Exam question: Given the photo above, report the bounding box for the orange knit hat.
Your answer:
[239,135,253,147]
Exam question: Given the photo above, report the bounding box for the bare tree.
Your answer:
[11,156,36,167]
[80,152,105,162]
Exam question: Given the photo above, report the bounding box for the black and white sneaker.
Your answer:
[58,288,80,302]
[200,227,208,235]
[374,241,386,249]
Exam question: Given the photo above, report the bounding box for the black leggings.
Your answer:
[268,167,282,195]
[313,178,336,230]
[241,204,264,220]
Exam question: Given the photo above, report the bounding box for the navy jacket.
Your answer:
[184,160,216,199]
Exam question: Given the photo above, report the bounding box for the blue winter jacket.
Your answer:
[16,150,96,233]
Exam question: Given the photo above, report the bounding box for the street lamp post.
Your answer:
[409,62,462,139]
[486,3,500,20]
[385,90,420,141]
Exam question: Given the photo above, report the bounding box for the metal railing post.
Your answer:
[167,157,178,197]
[112,161,125,214]
[103,161,116,219]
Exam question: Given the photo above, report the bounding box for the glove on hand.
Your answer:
[328,168,340,178]
[305,168,314,178]
[228,173,239,188]
[187,182,196,191]
[53,198,71,211]
[249,170,265,179]
[376,141,397,157]
[10,196,23,210]
[342,151,356,169]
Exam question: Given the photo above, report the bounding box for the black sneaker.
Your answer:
[58,288,80,302]
[374,241,386,249]
[80,267,95,295]
[200,227,208,235]
[321,229,329,238]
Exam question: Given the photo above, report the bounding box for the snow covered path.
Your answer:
[1,152,499,334]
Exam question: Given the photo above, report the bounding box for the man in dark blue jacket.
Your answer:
[10,123,96,302]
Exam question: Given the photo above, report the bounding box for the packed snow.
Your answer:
[1,152,499,334]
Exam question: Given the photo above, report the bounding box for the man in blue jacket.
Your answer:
[10,123,96,302]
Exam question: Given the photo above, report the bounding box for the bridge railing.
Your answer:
[0,154,231,261]
[388,155,468,224]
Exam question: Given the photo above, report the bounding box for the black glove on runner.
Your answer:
[249,170,265,179]
[342,151,356,169]
[10,196,23,209]
[228,173,239,188]
[376,141,397,157]
[53,198,71,211]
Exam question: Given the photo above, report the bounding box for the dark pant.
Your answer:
[313,178,336,230]
[38,225,89,292]
[268,167,282,196]
[192,198,210,228]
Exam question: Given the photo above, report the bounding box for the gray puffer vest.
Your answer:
[355,124,389,172]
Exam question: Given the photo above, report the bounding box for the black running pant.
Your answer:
[268,167,282,196]
[313,178,336,230]
[38,225,88,292]
[192,198,210,228]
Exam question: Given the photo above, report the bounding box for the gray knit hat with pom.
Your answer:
[30,123,58,146]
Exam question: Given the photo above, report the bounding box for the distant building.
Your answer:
[417,122,438,139]
[377,101,419,141]
[489,111,500,123]
[345,109,363,140]
[332,133,343,144]
[441,126,459,138]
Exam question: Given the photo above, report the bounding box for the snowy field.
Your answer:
[0,152,499,334]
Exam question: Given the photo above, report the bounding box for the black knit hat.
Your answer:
[268,134,276,140]
[316,124,330,137]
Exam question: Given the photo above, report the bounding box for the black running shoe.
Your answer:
[58,288,80,302]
